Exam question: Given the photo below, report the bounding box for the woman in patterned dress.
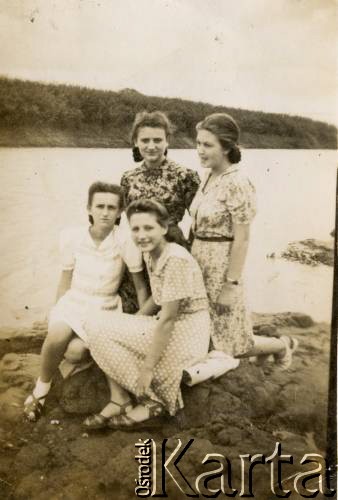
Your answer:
[118,111,200,313]
[121,110,200,246]
[83,199,210,429]
[23,182,147,421]
[190,113,298,367]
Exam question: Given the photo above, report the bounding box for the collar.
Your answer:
[202,165,240,192]
[146,243,171,275]
[139,158,168,175]
[86,225,116,249]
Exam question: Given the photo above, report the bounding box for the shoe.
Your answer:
[108,400,164,431]
[23,394,47,422]
[274,336,299,370]
[83,400,132,430]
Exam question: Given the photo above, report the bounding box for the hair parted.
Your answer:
[196,113,241,164]
[131,111,173,144]
[126,198,169,229]
[131,111,172,162]
[87,181,123,225]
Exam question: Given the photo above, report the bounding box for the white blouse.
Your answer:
[59,225,143,297]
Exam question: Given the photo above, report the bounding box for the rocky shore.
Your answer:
[0,313,332,499]
[278,239,334,267]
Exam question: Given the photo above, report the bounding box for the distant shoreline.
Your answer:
[1,129,337,150]
[1,76,337,150]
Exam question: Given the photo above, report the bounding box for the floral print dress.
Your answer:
[190,165,257,356]
[120,158,200,226]
[119,158,200,313]
[86,243,210,416]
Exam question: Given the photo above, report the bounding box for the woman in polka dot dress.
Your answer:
[84,199,210,429]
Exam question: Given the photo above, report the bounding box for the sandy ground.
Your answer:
[0,312,334,500]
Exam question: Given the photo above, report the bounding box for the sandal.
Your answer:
[108,400,164,431]
[23,394,47,422]
[83,400,132,430]
[274,336,299,370]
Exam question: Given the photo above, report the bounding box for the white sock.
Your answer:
[27,378,52,405]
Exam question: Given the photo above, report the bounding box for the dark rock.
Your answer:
[247,386,276,418]
[0,326,45,358]
[0,317,330,500]
[181,383,210,427]
[0,353,41,422]
[217,427,243,446]
[209,390,242,416]
[280,239,334,266]
[59,365,109,415]
[253,323,278,337]
[289,313,315,328]
[14,443,50,475]
[252,312,314,329]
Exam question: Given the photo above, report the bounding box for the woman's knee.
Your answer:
[45,322,73,347]
[64,338,89,363]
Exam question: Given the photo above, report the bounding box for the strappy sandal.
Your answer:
[23,394,47,422]
[108,400,164,431]
[83,400,132,430]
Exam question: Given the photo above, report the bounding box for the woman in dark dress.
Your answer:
[119,111,200,313]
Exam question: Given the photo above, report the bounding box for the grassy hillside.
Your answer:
[0,77,336,149]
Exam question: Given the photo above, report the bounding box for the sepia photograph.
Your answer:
[0,1,337,498]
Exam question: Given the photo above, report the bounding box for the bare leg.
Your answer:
[99,377,132,418]
[125,404,154,422]
[243,335,286,357]
[64,337,90,364]
[40,321,74,382]
[83,376,133,428]
[24,321,74,420]
[237,334,298,370]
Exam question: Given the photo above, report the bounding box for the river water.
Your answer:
[0,147,336,327]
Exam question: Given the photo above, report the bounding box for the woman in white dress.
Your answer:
[83,199,210,430]
[24,181,148,421]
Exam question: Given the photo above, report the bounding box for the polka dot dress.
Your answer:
[86,243,210,416]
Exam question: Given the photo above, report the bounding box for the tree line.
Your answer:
[0,76,336,149]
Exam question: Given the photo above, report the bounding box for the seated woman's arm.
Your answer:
[131,271,150,309]
[136,300,179,395]
[136,295,160,316]
[55,270,73,302]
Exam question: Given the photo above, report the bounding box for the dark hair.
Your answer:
[126,199,169,229]
[131,111,172,162]
[87,181,123,225]
[196,113,241,164]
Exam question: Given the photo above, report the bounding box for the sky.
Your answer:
[0,0,337,124]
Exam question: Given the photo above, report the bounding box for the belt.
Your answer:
[194,235,234,242]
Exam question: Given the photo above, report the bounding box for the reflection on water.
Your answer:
[0,147,336,326]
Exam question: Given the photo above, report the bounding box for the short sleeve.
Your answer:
[161,256,194,303]
[222,175,256,224]
[183,169,201,210]
[59,228,75,271]
[118,230,143,273]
